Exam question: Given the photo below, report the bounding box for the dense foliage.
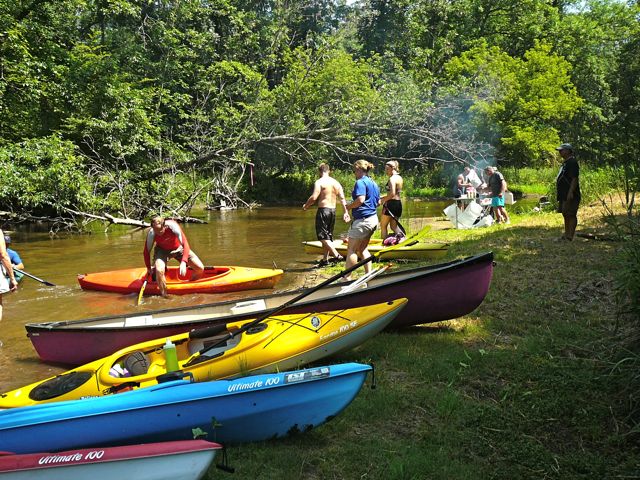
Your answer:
[0,0,638,219]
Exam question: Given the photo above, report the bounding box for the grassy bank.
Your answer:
[211,200,638,479]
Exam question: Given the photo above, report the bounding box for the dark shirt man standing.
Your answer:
[555,143,581,241]
[483,166,510,224]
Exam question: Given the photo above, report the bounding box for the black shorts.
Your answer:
[383,199,402,219]
[558,198,580,216]
[315,207,336,241]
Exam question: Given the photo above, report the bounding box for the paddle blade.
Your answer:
[13,268,56,287]
[136,280,147,306]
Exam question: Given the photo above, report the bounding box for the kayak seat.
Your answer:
[124,351,151,376]
[29,372,93,401]
[188,333,241,357]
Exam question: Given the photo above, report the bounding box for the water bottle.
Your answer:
[163,338,179,372]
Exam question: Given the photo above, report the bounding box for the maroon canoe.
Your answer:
[26,252,494,365]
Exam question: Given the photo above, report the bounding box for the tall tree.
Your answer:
[553,0,639,164]
[442,41,583,165]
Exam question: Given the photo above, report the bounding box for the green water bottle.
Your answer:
[163,338,179,372]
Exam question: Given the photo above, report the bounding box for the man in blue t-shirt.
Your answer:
[4,236,23,283]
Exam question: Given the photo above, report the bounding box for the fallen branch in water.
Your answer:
[0,209,206,233]
[576,232,620,242]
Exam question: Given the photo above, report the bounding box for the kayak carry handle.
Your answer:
[156,370,194,384]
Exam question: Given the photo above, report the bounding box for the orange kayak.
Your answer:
[77,265,284,295]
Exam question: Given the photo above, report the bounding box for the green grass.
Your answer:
[203,201,638,479]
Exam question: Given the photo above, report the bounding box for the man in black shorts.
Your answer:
[303,163,351,266]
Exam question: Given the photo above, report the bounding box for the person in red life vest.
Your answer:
[143,215,204,297]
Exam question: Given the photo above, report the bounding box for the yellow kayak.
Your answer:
[0,299,407,408]
[302,239,449,260]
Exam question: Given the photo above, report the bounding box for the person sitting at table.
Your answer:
[464,166,482,197]
[453,173,467,199]
[453,171,472,209]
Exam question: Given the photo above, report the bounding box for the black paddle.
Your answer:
[13,268,56,287]
[183,254,377,367]
[189,322,229,340]
[382,203,407,236]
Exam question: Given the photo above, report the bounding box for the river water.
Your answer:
[0,199,459,392]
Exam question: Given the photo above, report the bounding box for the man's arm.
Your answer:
[336,182,350,222]
[336,183,348,212]
[567,177,578,200]
[566,161,579,200]
[0,236,17,291]
[143,230,154,270]
[303,180,321,210]
[347,195,365,211]
[8,250,24,270]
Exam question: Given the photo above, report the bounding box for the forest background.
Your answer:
[1,0,639,224]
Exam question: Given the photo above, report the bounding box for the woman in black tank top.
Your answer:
[380,161,404,239]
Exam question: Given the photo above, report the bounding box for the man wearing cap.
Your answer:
[555,143,581,241]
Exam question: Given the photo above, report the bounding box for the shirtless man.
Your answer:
[303,163,351,266]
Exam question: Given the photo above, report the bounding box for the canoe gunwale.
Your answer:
[25,253,494,364]
[28,252,493,332]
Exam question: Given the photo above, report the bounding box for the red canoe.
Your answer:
[0,440,221,480]
[29,253,494,365]
[77,265,284,295]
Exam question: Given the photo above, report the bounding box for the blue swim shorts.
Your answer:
[491,196,505,207]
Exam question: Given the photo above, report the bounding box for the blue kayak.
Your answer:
[0,363,371,454]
